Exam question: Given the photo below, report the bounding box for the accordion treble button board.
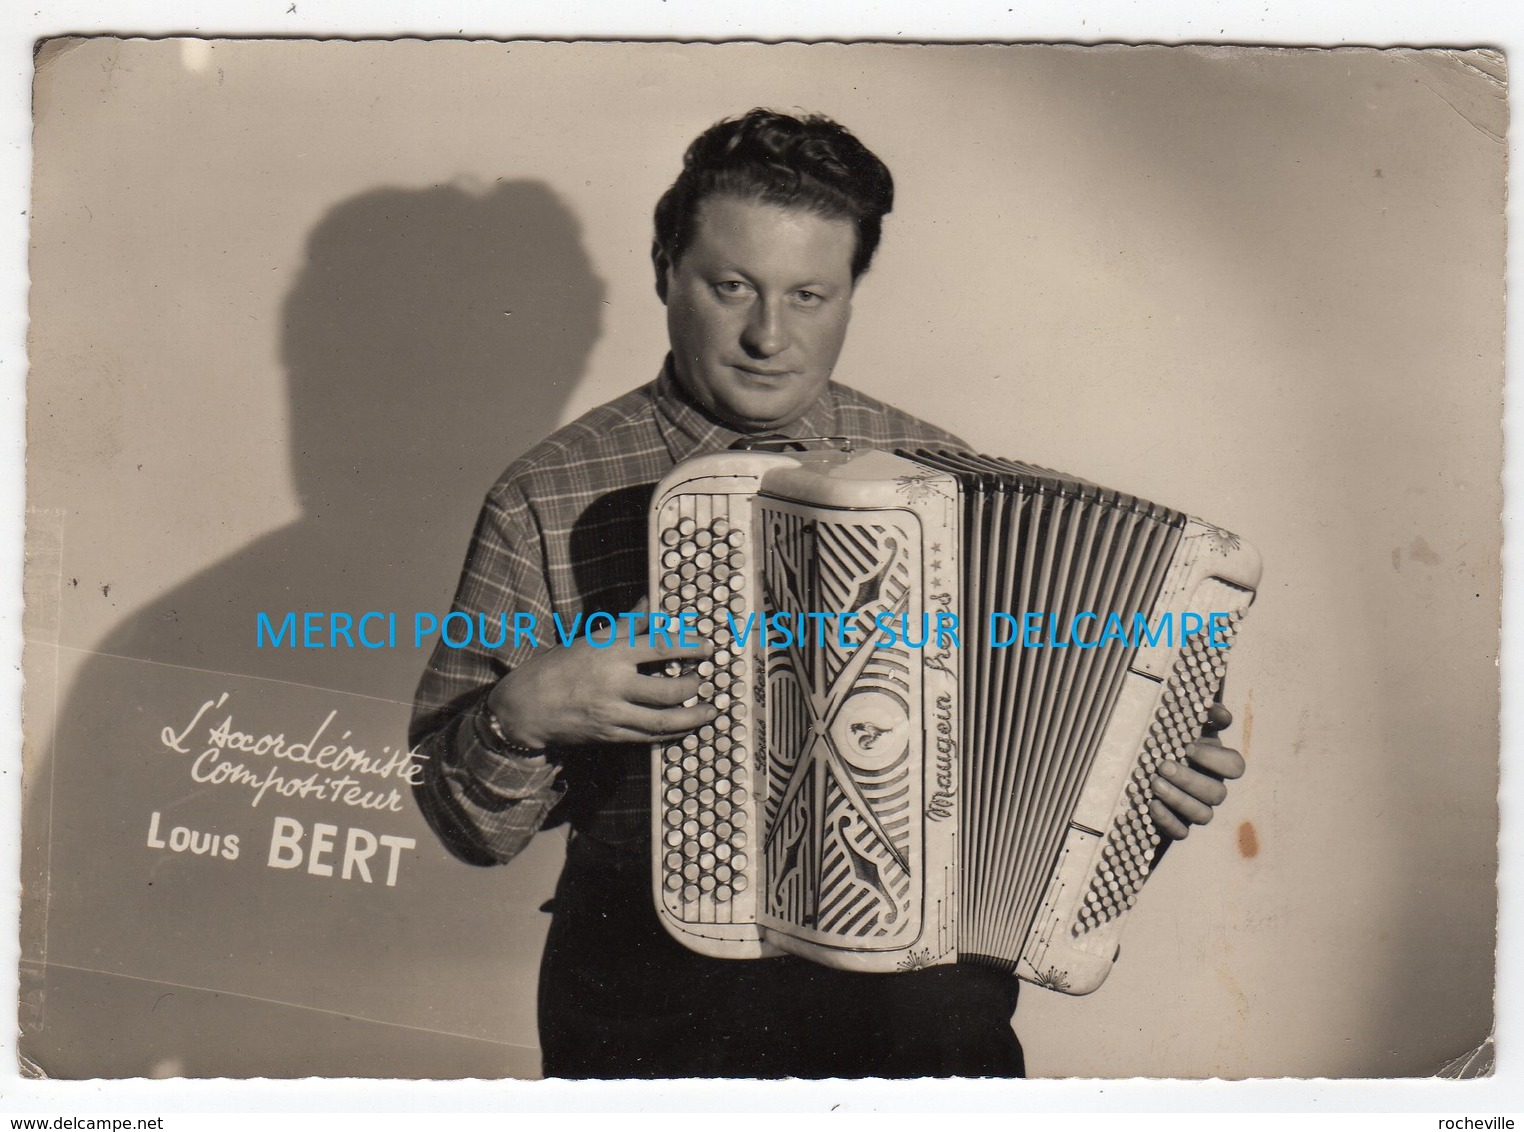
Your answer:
[654,495,761,938]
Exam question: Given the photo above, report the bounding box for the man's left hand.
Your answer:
[1148,702,1245,841]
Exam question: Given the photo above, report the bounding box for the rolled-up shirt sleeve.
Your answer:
[410,480,566,866]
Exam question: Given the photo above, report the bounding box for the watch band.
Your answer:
[475,702,545,757]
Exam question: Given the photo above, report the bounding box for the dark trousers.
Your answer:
[537,835,1025,1079]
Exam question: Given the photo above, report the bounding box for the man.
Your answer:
[411,108,1242,1079]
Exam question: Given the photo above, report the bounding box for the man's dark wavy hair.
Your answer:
[652,109,894,298]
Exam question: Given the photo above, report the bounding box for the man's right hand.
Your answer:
[486,611,718,750]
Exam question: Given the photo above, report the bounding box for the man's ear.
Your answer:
[652,243,671,305]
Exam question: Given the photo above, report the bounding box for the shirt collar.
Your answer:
[651,355,838,465]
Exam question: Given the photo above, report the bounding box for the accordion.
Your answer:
[648,446,1260,994]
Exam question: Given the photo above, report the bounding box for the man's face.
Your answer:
[663,194,857,433]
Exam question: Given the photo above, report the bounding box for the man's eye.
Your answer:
[795,290,823,305]
[714,280,750,296]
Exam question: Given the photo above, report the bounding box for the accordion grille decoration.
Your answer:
[649,447,1261,993]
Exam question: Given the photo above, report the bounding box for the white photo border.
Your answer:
[0,0,1516,1120]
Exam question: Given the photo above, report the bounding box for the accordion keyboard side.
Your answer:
[1015,519,1262,995]
[649,453,796,959]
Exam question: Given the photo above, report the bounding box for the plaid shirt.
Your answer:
[411,360,964,866]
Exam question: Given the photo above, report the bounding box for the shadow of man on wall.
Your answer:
[24,181,603,1079]
[108,180,604,698]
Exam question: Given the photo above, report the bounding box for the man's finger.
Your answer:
[1150,771,1215,826]
[615,702,720,741]
[1158,759,1228,807]
[641,636,716,662]
[1185,738,1246,781]
[1149,799,1190,842]
[628,672,705,707]
[1203,702,1233,735]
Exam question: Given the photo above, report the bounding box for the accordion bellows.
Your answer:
[648,448,1261,994]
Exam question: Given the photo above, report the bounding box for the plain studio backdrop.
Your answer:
[20,39,1501,1080]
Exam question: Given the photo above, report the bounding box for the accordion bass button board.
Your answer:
[649,448,1261,992]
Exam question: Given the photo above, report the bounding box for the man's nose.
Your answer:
[740,297,786,358]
